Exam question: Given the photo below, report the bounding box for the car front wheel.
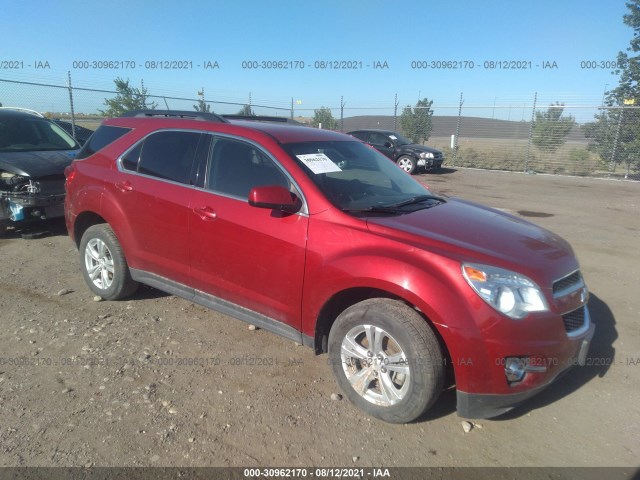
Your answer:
[396,156,417,174]
[79,224,138,300]
[328,298,445,423]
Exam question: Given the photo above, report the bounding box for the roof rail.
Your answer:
[0,107,45,118]
[121,110,228,123]
[222,114,302,125]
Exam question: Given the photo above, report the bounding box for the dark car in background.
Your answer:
[0,108,80,235]
[348,129,444,174]
[52,119,95,146]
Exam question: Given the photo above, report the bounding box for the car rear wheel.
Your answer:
[396,156,417,174]
[79,224,138,300]
[328,298,445,423]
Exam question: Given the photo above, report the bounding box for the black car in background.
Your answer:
[0,108,80,235]
[52,119,95,146]
[348,129,444,174]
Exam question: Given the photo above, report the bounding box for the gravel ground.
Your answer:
[0,168,638,468]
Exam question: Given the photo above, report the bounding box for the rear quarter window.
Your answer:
[76,125,131,159]
[137,131,204,184]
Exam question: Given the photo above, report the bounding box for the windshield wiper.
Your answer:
[340,195,445,214]
[340,205,403,214]
[380,194,446,208]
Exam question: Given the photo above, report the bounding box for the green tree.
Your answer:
[399,98,433,143]
[584,0,640,173]
[312,106,337,129]
[193,88,211,112]
[100,78,157,117]
[193,98,211,112]
[237,104,255,116]
[532,103,575,152]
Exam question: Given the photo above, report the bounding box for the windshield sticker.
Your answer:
[389,135,397,140]
[296,153,342,174]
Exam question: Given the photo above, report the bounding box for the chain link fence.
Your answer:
[1,76,638,179]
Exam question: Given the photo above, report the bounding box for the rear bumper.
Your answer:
[456,320,595,419]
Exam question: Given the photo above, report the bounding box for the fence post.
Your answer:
[141,79,147,108]
[393,93,398,131]
[609,106,623,177]
[452,92,463,167]
[66,71,76,139]
[291,97,294,119]
[340,96,345,132]
[524,92,538,173]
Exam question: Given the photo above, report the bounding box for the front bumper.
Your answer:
[456,319,595,419]
[417,158,443,170]
[0,192,66,224]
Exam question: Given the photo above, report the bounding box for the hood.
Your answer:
[0,150,77,177]
[401,144,441,155]
[366,197,577,283]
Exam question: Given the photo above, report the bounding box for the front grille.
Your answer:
[562,306,586,333]
[553,270,582,295]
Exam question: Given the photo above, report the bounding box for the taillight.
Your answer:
[65,165,76,189]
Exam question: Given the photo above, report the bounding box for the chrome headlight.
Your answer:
[419,152,434,159]
[462,263,548,319]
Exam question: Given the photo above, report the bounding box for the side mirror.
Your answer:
[384,141,393,148]
[248,185,300,213]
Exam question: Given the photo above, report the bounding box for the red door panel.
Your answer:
[105,174,192,284]
[189,190,308,328]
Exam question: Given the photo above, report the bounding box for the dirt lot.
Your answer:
[0,168,638,469]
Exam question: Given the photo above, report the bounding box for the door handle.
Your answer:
[115,181,133,192]
[193,206,217,220]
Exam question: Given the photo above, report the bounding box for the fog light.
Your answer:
[505,357,526,382]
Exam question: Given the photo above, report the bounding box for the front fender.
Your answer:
[301,213,489,377]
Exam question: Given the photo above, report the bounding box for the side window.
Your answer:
[206,138,290,199]
[368,133,389,146]
[351,131,368,142]
[137,131,203,184]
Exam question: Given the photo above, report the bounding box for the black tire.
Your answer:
[396,155,417,174]
[328,298,445,423]
[79,224,138,300]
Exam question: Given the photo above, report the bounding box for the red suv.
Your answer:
[65,110,594,423]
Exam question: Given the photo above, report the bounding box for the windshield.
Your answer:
[391,132,413,145]
[0,117,80,152]
[283,140,433,212]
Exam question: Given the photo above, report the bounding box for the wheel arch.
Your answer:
[313,287,453,380]
[72,211,107,247]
